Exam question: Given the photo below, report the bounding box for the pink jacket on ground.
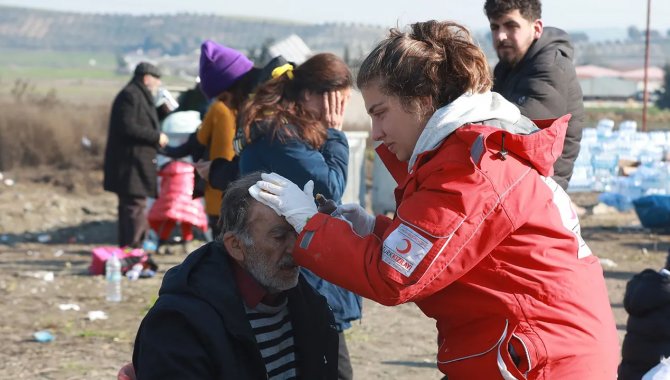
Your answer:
[294,115,619,379]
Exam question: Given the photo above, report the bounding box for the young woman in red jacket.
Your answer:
[250,20,619,379]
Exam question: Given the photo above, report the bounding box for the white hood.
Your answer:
[408,91,521,171]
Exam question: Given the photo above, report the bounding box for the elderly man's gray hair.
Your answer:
[217,172,263,243]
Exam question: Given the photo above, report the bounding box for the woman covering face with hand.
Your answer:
[236,52,361,380]
[237,53,352,202]
[249,20,619,380]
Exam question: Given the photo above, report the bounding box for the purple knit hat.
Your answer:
[199,40,254,100]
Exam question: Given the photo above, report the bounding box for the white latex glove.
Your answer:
[337,203,375,236]
[248,172,317,233]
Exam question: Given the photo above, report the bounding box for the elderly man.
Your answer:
[103,62,169,247]
[130,173,339,379]
[485,0,584,190]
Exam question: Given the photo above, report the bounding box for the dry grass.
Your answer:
[13,84,667,175]
[0,96,108,171]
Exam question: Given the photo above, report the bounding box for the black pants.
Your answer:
[338,331,353,380]
[117,194,148,248]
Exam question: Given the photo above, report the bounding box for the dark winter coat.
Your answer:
[493,27,584,190]
[132,242,339,380]
[239,126,349,205]
[239,125,363,331]
[103,78,161,198]
[618,269,670,380]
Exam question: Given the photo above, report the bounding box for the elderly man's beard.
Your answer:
[242,244,299,293]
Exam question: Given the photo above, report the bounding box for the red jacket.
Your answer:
[294,116,619,379]
[148,161,208,232]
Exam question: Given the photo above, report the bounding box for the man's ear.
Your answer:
[419,95,432,110]
[142,74,151,87]
[418,96,434,120]
[533,19,544,40]
[222,231,245,262]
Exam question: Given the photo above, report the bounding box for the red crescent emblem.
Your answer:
[395,238,412,254]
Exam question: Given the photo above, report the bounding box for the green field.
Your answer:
[0,48,192,104]
[2,66,123,80]
[0,48,118,69]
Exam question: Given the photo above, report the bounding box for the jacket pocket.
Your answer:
[437,319,533,380]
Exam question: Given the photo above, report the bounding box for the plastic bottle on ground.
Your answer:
[105,252,122,302]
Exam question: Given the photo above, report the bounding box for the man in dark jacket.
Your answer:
[131,173,339,379]
[485,0,584,190]
[103,62,169,247]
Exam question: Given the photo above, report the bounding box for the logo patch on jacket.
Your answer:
[382,224,433,277]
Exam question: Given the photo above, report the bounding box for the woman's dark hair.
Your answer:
[218,67,261,111]
[239,53,352,149]
[357,20,492,115]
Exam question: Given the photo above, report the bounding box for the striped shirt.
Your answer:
[245,299,298,379]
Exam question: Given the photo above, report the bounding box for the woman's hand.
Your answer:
[338,203,375,236]
[323,90,348,130]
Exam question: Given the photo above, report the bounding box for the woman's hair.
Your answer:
[239,53,352,149]
[217,67,261,111]
[357,20,492,114]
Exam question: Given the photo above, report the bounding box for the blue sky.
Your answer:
[1,0,669,33]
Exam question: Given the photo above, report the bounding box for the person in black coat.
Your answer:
[103,62,169,247]
[485,0,584,190]
[130,172,339,379]
[618,259,670,380]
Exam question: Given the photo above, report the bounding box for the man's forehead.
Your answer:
[247,201,288,229]
[247,201,271,221]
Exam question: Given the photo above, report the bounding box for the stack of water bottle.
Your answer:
[568,119,670,212]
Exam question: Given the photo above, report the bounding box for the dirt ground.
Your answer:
[1,167,669,379]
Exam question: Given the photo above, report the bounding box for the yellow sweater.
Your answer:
[196,101,236,216]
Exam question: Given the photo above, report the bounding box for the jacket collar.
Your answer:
[455,115,570,177]
[524,27,574,63]
[156,242,334,377]
[158,242,313,344]
[377,111,569,181]
[158,243,254,339]
[230,258,271,308]
[408,91,521,171]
